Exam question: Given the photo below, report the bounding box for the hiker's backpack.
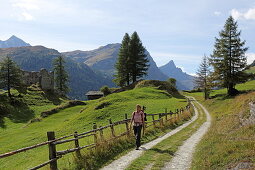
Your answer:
[142,106,147,121]
[143,112,147,121]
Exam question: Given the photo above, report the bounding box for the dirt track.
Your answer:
[101,97,200,170]
[162,97,211,170]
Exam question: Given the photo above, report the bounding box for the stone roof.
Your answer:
[86,91,104,96]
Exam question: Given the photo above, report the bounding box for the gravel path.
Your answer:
[101,99,199,170]
[162,97,211,170]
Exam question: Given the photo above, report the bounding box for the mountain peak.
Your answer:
[159,60,195,90]
[165,60,176,68]
[0,35,30,48]
[8,35,19,40]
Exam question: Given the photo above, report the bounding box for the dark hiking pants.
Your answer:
[133,125,142,148]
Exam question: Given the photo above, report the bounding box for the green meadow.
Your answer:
[0,86,187,169]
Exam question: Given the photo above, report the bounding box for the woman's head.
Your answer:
[136,104,141,111]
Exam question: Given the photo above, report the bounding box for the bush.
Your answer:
[41,100,86,117]
[100,86,111,96]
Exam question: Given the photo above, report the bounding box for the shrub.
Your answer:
[41,100,86,117]
[100,86,111,96]
[95,102,111,110]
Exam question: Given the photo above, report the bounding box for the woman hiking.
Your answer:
[130,104,145,150]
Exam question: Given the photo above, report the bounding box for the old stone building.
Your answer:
[21,68,54,90]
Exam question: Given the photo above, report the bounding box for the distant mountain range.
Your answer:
[0,36,195,99]
[63,43,195,90]
[0,45,113,100]
[63,43,168,81]
[0,35,30,48]
[159,61,195,90]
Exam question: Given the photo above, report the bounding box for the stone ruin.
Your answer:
[21,68,54,91]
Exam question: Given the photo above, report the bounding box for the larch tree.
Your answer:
[53,55,69,95]
[210,16,249,96]
[129,31,149,83]
[195,55,211,100]
[114,33,131,87]
[0,56,23,98]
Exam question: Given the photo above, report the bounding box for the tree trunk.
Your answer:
[204,88,207,100]
[7,63,11,99]
[132,74,136,83]
[227,83,238,96]
[126,74,129,85]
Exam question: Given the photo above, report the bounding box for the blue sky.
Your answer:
[0,0,255,75]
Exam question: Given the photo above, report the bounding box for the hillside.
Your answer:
[0,85,66,128]
[159,60,195,90]
[0,85,187,169]
[247,66,255,74]
[184,80,255,169]
[0,46,114,100]
[250,60,255,67]
[63,43,169,81]
[0,35,30,48]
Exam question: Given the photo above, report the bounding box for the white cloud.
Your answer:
[246,53,255,64]
[21,11,34,21]
[214,11,221,16]
[12,0,40,10]
[10,0,40,21]
[231,8,255,20]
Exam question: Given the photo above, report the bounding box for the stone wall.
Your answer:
[21,68,54,90]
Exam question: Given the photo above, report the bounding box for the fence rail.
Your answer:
[0,99,191,170]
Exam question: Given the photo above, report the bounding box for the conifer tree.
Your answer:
[167,78,176,88]
[0,56,23,98]
[129,31,149,83]
[53,55,69,94]
[195,55,211,99]
[114,33,130,87]
[210,16,249,96]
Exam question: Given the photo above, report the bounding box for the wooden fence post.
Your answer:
[93,123,98,144]
[158,114,162,126]
[152,115,155,127]
[165,108,168,121]
[99,126,104,141]
[169,111,173,124]
[74,131,82,158]
[47,131,58,170]
[180,108,183,119]
[109,119,115,137]
[125,114,130,136]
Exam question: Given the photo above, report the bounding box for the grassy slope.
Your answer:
[186,80,255,169]
[246,66,255,74]
[0,87,187,170]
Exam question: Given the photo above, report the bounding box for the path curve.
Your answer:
[101,99,199,170]
[162,97,211,170]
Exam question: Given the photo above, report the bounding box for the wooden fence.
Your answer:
[0,102,191,170]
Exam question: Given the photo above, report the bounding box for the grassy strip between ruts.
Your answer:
[125,101,206,170]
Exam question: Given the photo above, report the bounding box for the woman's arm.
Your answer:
[130,112,134,129]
